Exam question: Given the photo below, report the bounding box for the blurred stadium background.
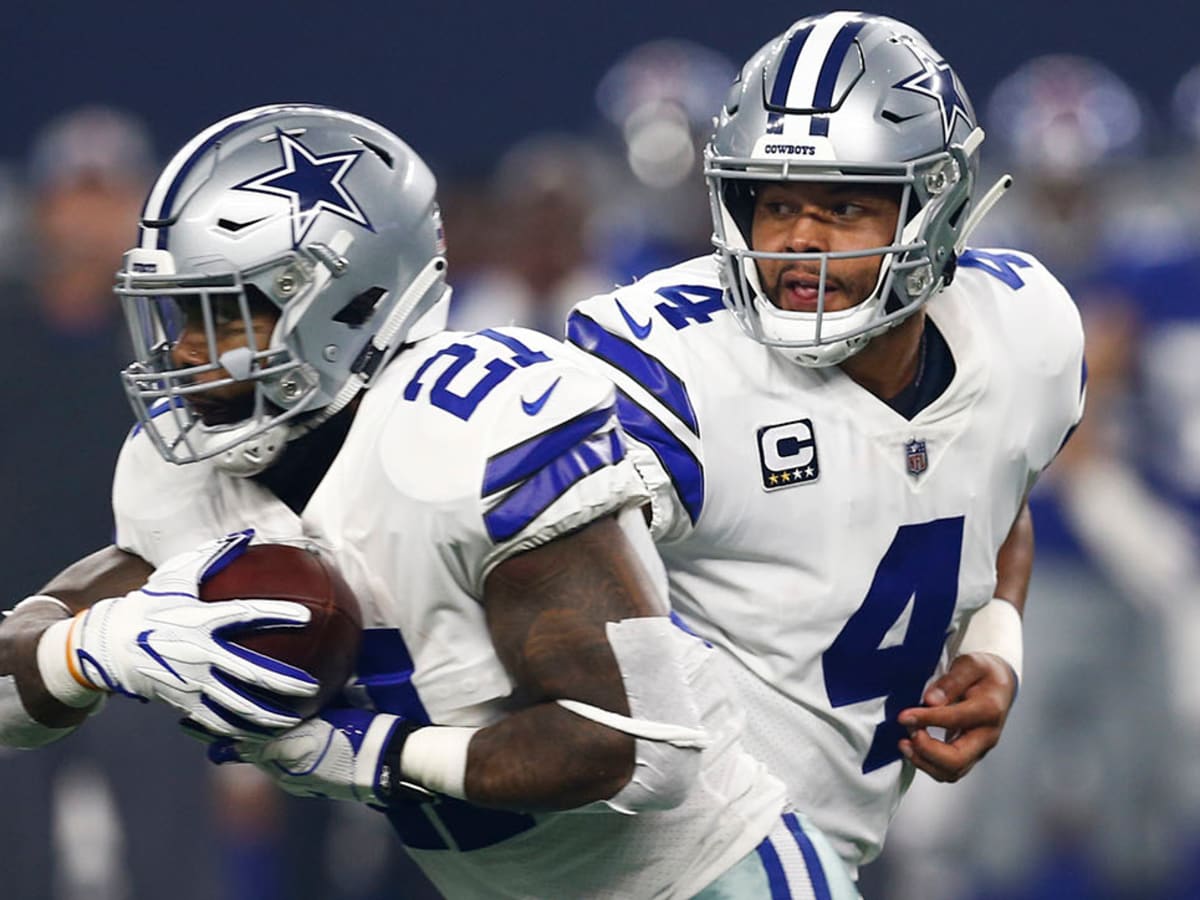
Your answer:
[2,1,1199,897]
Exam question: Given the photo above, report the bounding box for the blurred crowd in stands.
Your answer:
[2,40,1199,900]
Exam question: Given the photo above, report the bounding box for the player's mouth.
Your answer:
[187,393,255,426]
[777,269,840,313]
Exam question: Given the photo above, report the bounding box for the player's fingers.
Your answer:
[201,678,307,731]
[901,729,992,782]
[898,697,1000,733]
[921,655,989,706]
[179,716,223,744]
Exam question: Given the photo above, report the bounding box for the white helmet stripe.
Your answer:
[139,104,324,250]
[782,11,864,113]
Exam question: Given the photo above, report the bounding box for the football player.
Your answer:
[0,104,859,898]
[565,11,1086,880]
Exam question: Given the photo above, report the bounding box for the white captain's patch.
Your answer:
[757,418,820,491]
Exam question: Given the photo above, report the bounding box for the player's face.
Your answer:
[750,182,901,313]
[169,296,279,425]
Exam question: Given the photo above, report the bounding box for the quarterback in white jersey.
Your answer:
[566,12,1086,873]
[0,104,861,900]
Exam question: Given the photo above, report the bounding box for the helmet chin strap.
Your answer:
[955,173,1013,255]
[952,126,1012,255]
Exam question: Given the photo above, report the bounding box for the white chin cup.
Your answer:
[751,291,877,368]
[210,421,291,477]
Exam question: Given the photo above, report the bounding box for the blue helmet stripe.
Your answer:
[766,24,814,133]
[149,118,252,250]
[615,391,704,525]
[566,311,699,437]
[144,105,303,250]
[809,20,866,136]
[482,405,614,496]
[769,25,814,108]
[483,429,625,542]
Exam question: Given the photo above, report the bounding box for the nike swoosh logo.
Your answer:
[137,629,186,683]
[521,377,562,416]
[615,299,653,340]
[217,215,268,233]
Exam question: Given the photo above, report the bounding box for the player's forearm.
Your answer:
[994,500,1033,614]
[464,702,634,811]
[1,546,152,728]
[36,545,154,613]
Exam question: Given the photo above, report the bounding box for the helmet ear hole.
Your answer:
[332,286,387,328]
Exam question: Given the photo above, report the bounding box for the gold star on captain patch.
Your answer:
[768,473,780,485]
[779,471,791,482]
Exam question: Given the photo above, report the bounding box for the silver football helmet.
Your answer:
[117,104,450,474]
[707,11,1007,367]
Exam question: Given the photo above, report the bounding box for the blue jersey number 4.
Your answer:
[822,516,964,773]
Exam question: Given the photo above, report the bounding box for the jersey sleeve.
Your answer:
[112,424,301,566]
[378,327,652,596]
[564,287,707,544]
[969,248,1087,476]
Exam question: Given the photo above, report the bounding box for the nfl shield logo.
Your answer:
[905,438,928,477]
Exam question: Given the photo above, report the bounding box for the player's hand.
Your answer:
[895,652,1017,783]
[64,531,319,735]
[205,708,428,806]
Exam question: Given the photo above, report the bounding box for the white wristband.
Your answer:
[399,726,480,800]
[36,617,103,708]
[955,598,1023,683]
[6,594,71,617]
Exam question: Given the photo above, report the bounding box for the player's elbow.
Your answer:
[586,727,640,803]
[604,736,704,814]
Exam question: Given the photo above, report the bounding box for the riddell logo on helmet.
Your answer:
[762,144,816,155]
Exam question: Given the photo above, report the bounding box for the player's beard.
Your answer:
[766,260,880,313]
[186,389,257,426]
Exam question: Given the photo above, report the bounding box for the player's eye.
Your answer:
[830,202,865,218]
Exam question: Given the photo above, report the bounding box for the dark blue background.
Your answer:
[3,1,1194,176]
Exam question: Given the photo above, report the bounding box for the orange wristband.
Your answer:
[64,612,95,690]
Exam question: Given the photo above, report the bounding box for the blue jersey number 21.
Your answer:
[403,329,550,421]
[822,516,964,773]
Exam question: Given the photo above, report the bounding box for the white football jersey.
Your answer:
[113,325,786,899]
[566,251,1086,869]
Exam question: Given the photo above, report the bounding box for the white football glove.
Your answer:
[207,708,430,806]
[41,531,320,736]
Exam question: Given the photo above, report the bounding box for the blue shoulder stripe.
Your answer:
[566,310,699,437]
[482,405,614,497]
[484,429,625,542]
[616,390,703,525]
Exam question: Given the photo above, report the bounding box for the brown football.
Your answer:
[199,543,363,719]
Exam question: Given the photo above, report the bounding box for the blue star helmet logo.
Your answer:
[234,130,374,248]
[893,44,973,143]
